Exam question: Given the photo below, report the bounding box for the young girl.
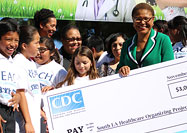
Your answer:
[34,36,67,90]
[56,46,99,88]
[0,21,21,133]
[13,25,41,133]
[34,37,67,132]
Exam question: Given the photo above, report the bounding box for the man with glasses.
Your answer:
[59,24,82,70]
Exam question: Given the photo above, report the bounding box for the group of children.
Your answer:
[0,17,101,133]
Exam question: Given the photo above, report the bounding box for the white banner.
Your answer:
[43,58,187,133]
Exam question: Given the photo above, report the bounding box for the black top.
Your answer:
[59,46,72,71]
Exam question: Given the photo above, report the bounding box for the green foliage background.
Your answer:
[0,0,78,20]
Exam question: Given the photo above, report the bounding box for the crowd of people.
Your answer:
[0,2,186,133]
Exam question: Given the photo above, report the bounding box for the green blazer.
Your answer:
[116,29,174,71]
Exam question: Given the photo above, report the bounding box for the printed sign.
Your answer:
[0,0,186,22]
[44,57,187,133]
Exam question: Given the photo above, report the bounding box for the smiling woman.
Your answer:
[116,3,174,77]
[34,8,57,38]
[59,24,82,70]
[98,32,128,77]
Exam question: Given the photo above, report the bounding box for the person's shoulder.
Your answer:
[122,36,134,47]
[100,51,110,60]
[155,31,170,41]
[13,53,27,61]
[13,54,25,65]
[96,51,113,68]
[156,31,167,37]
[173,42,184,50]
[126,36,134,43]
[43,60,63,70]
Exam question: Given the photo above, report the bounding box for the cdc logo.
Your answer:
[49,90,85,114]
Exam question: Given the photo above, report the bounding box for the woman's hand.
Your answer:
[118,66,130,77]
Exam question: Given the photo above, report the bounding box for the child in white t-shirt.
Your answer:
[56,46,99,88]
[13,25,41,133]
[0,21,21,133]
[34,37,67,91]
[34,37,67,132]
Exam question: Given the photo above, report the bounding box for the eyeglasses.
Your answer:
[112,43,123,48]
[38,47,48,53]
[133,17,154,23]
[65,37,82,42]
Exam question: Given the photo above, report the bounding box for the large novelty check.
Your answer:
[43,58,187,133]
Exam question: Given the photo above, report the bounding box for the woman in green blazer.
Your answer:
[116,3,174,76]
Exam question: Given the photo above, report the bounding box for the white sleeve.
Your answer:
[14,66,28,91]
[52,68,67,87]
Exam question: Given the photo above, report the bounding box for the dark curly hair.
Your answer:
[34,8,56,29]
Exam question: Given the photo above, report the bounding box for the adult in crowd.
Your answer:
[168,16,187,59]
[59,24,82,70]
[98,33,128,77]
[116,3,174,76]
[34,8,57,38]
[84,35,113,68]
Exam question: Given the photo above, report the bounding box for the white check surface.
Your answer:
[43,58,187,133]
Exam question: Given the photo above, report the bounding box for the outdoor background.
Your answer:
[0,0,78,20]
[0,0,186,21]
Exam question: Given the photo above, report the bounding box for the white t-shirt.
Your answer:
[73,76,89,85]
[173,42,187,59]
[96,51,114,68]
[36,60,67,88]
[13,53,41,133]
[63,76,89,87]
[0,54,23,106]
[162,7,186,21]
